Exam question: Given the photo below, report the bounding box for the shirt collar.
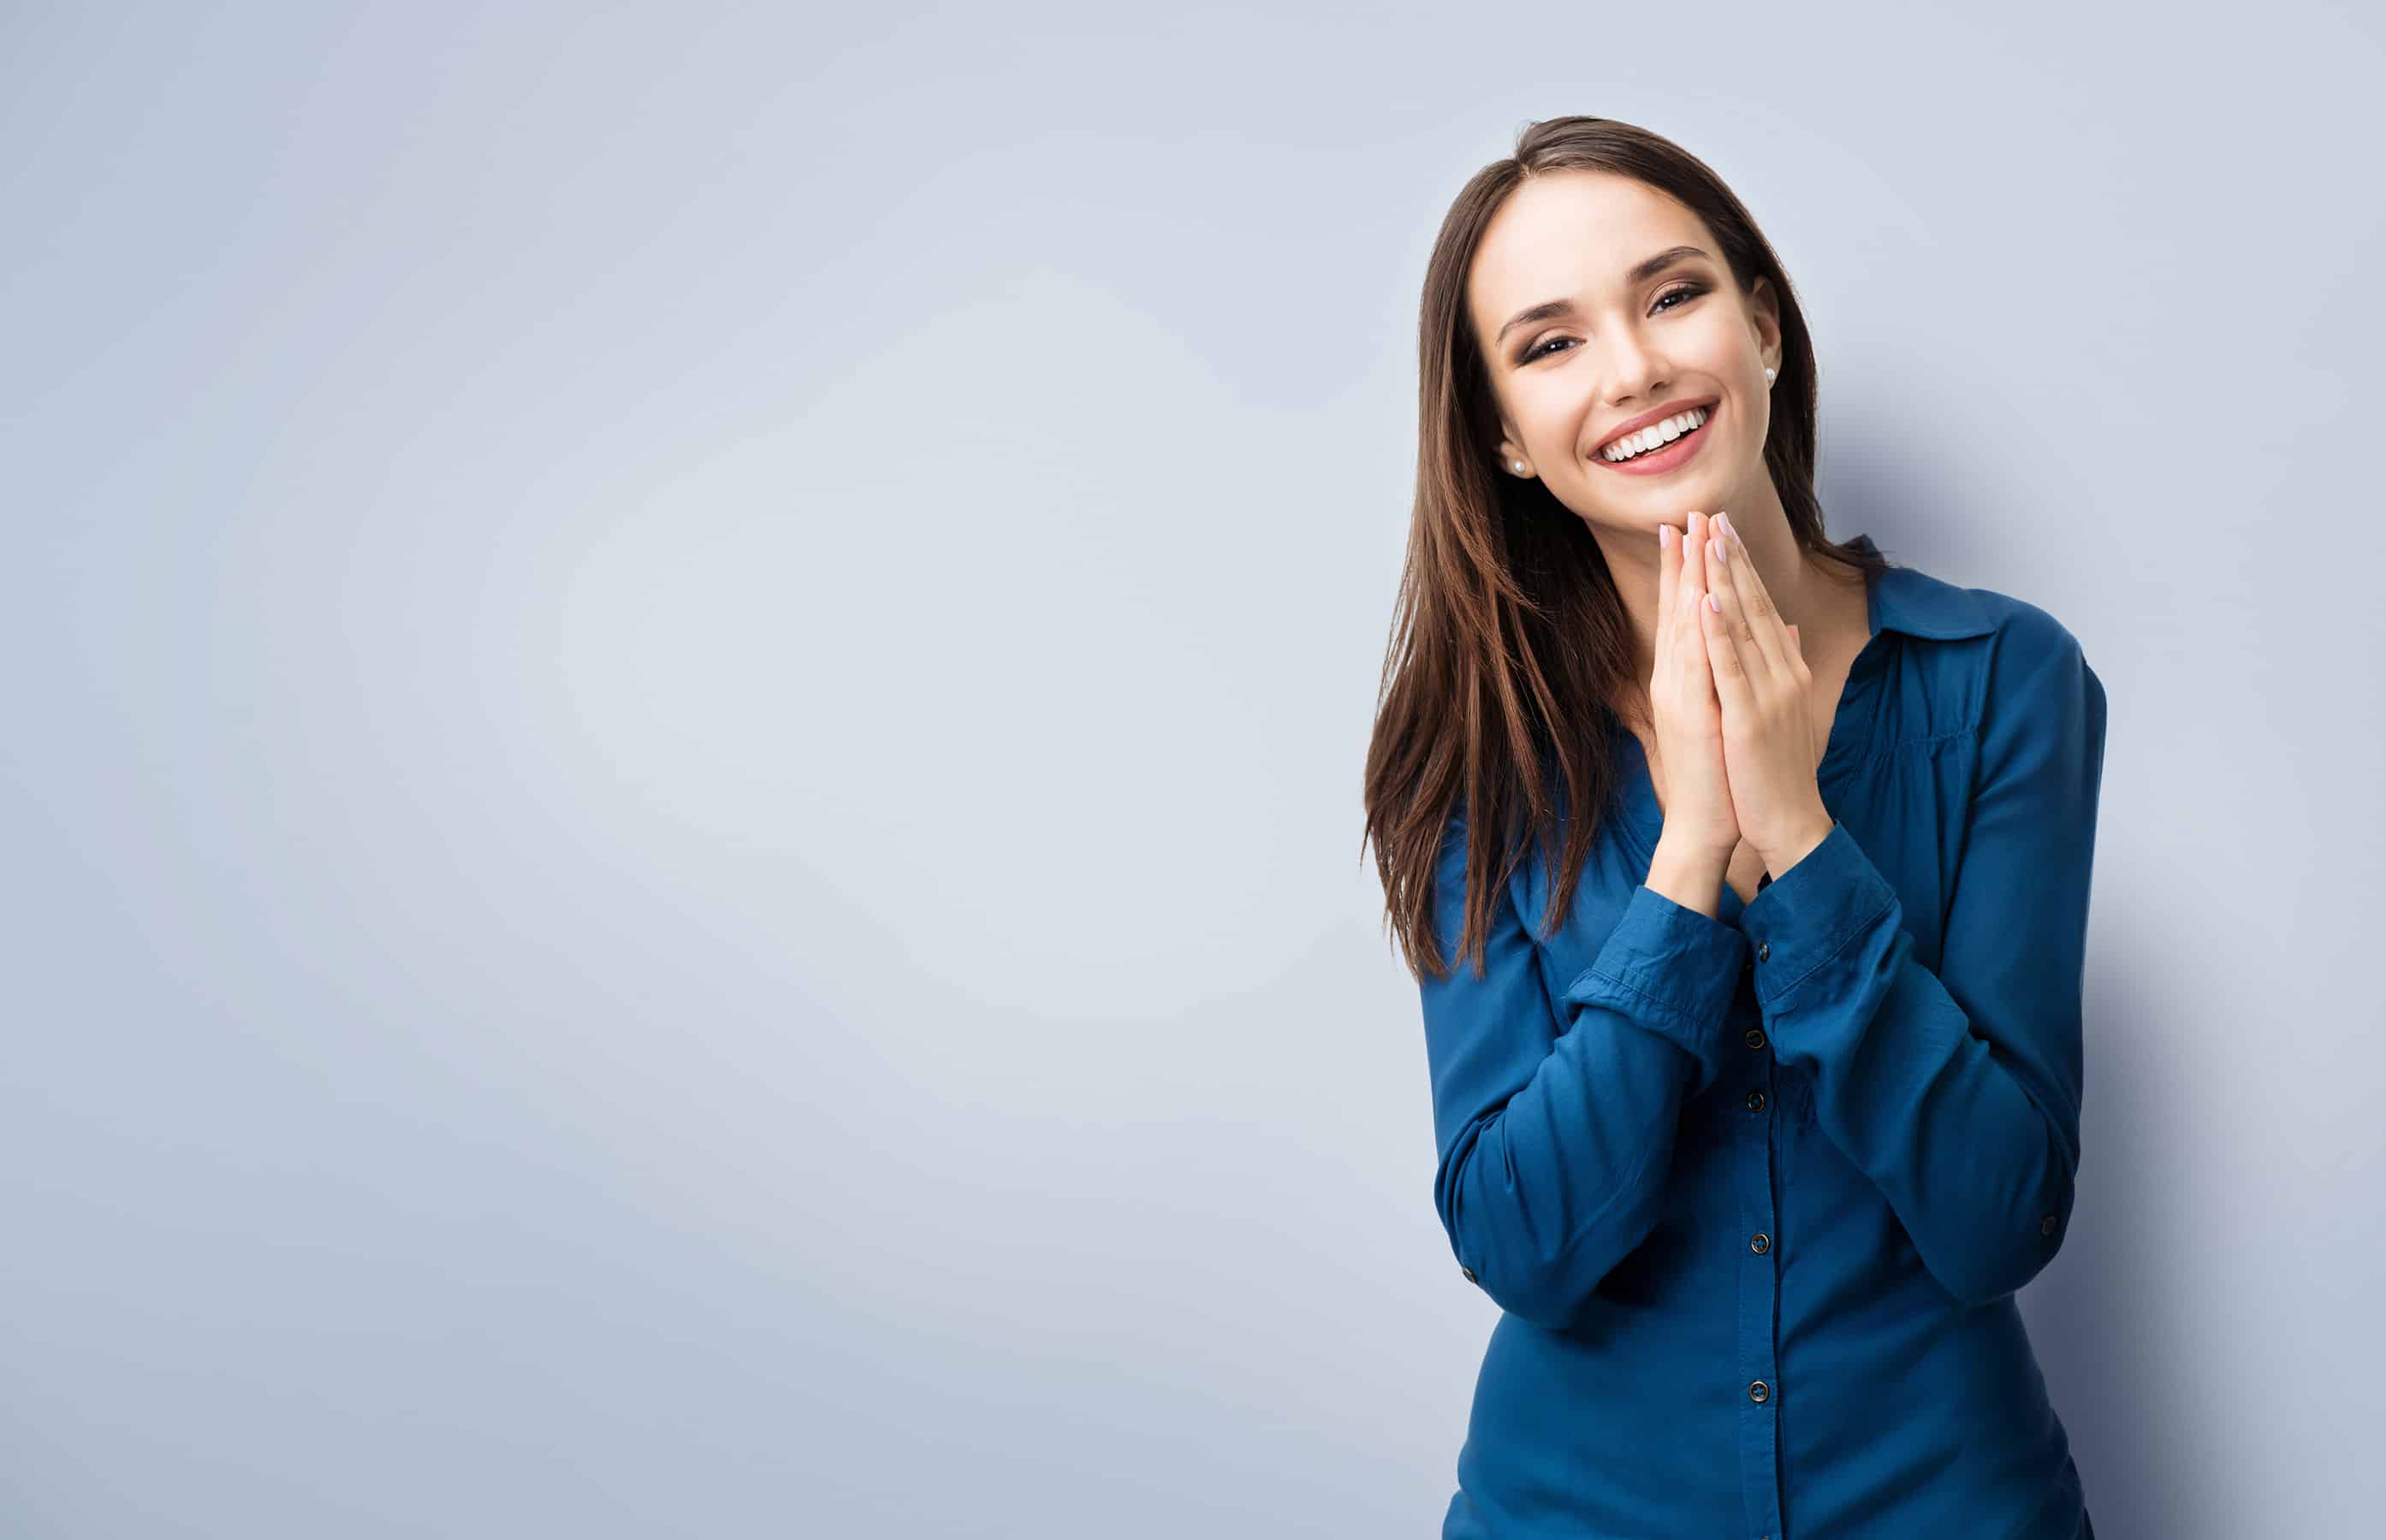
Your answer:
[1849,533,1997,642]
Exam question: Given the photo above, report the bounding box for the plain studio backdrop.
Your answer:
[4,3,2379,1536]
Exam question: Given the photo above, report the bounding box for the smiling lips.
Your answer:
[1598,400,1717,461]
[1594,400,1718,475]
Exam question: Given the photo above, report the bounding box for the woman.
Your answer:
[1362,117,2106,1538]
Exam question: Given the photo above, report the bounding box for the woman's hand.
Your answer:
[1697,512,1836,875]
[1647,509,1741,863]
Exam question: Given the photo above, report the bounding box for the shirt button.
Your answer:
[2040,1212,2058,1236]
[1461,1265,1479,1283]
[1748,1380,1770,1403]
[1751,1233,1770,1254]
[1746,1089,1766,1111]
[1756,940,1771,962]
[1744,1027,1766,1050]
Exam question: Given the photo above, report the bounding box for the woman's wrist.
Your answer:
[1647,832,1730,919]
[1757,815,1837,880]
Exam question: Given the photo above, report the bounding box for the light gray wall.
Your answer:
[4,3,2377,1536]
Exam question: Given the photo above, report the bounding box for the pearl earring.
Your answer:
[1765,366,1777,385]
[1512,459,1525,473]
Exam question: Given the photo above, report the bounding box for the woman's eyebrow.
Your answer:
[1493,245,1713,348]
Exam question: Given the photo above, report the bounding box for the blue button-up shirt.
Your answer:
[1418,536,2107,1539]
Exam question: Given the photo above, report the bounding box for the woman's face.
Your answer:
[1467,170,1781,532]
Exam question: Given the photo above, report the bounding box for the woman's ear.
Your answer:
[1748,275,1784,374]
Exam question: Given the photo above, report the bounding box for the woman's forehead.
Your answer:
[1469,177,1711,335]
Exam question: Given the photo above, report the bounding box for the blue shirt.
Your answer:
[1418,534,2106,1539]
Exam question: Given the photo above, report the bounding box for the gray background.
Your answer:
[5,2,2379,1535]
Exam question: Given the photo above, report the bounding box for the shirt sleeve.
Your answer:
[1733,611,2108,1307]
[1419,808,1751,1330]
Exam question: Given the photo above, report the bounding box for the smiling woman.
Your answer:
[1360,117,2104,1540]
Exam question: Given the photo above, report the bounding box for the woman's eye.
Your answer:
[1518,283,1706,364]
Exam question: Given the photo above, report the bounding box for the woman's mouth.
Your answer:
[1593,401,1717,477]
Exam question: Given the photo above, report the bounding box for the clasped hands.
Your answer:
[1657,507,1837,882]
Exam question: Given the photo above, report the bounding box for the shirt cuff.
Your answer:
[1563,882,1753,1071]
[1736,820,1900,1009]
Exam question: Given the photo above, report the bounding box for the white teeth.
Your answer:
[1602,406,1709,461]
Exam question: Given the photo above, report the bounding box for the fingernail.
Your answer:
[1716,511,1734,539]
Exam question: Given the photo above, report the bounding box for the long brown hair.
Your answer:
[1363,116,1888,983]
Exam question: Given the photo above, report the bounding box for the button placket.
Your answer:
[1733,1064,1784,1539]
